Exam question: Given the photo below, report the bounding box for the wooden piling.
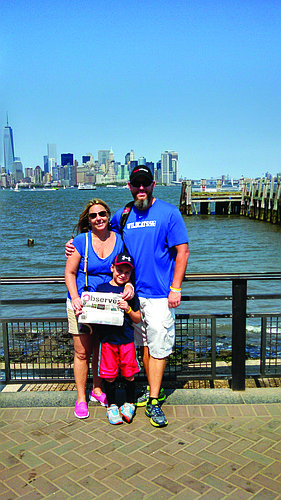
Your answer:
[272,179,281,224]
[179,176,281,225]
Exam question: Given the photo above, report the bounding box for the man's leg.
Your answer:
[140,345,149,380]
[145,356,168,427]
[147,356,166,399]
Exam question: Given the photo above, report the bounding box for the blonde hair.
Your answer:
[73,198,111,235]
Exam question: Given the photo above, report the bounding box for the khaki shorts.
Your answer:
[66,300,93,335]
[134,297,175,359]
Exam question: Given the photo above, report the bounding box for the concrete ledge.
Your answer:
[1,387,281,408]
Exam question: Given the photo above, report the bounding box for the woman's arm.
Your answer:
[64,249,83,315]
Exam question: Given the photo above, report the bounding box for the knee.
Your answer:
[74,348,91,362]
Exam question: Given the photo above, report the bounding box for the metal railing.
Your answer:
[1,272,281,390]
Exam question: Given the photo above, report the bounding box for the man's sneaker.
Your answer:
[145,399,168,427]
[89,390,108,407]
[158,387,166,403]
[106,404,123,425]
[120,403,135,423]
[135,385,166,407]
[74,401,89,419]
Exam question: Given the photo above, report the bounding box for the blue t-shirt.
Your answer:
[67,231,124,298]
[111,199,189,298]
[96,282,140,345]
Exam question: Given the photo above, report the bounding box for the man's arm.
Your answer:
[168,243,189,308]
[65,239,75,258]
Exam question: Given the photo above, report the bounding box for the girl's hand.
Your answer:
[118,299,129,312]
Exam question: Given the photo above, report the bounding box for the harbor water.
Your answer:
[1,185,281,358]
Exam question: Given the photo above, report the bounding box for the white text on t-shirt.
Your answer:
[126,220,156,229]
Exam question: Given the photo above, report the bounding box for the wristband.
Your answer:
[170,287,181,293]
[126,307,132,314]
[125,283,134,291]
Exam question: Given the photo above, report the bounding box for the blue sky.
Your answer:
[1,0,281,179]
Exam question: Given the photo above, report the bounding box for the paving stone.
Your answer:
[177,473,211,494]
[251,488,280,499]
[1,393,281,500]
[154,474,186,494]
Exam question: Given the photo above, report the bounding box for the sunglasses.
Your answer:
[130,179,152,188]
[88,210,107,219]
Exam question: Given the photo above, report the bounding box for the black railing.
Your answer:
[1,272,281,390]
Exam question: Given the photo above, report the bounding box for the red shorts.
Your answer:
[98,342,140,379]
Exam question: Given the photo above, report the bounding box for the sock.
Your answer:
[123,379,135,404]
[148,397,158,405]
[103,380,116,407]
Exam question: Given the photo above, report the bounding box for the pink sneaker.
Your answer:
[74,401,89,419]
[89,390,108,407]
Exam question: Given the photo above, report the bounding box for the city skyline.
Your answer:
[1,0,281,179]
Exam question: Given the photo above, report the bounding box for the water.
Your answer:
[1,185,281,363]
[1,185,280,312]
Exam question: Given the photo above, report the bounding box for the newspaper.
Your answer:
[78,291,124,326]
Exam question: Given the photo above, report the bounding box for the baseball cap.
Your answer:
[130,165,153,183]
[113,252,134,269]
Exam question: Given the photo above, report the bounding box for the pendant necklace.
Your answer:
[92,231,110,256]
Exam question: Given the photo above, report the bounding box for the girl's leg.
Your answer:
[73,333,93,403]
[123,376,135,404]
[91,331,104,396]
[103,378,116,407]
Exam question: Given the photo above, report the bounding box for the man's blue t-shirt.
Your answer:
[96,282,140,345]
[110,199,189,298]
[67,231,124,298]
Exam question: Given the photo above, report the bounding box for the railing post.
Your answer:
[260,316,267,376]
[211,317,217,379]
[232,279,247,390]
[2,321,11,384]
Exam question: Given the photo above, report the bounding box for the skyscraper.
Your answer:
[98,150,110,166]
[3,117,15,173]
[61,153,74,166]
[47,143,57,177]
[161,151,172,184]
[43,155,49,174]
[138,157,146,165]
[161,151,179,183]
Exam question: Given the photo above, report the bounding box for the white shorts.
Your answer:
[134,297,175,359]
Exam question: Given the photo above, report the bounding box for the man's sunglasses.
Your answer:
[130,179,152,188]
[88,210,107,219]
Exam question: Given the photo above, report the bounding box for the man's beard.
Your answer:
[134,191,153,210]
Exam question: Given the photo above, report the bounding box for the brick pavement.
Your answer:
[1,393,281,499]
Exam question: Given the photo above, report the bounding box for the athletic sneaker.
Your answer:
[135,385,166,407]
[74,401,89,419]
[120,403,135,423]
[106,404,123,425]
[145,399,168,427]
[89,390,108,407]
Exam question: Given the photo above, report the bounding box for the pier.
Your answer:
[180,177,281,224]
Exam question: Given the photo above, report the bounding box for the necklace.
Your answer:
[91,231,110,256]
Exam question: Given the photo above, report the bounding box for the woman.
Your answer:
[65,198,132,419]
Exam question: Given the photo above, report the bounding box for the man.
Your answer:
[110,166,189,427]
[66,165,189,427]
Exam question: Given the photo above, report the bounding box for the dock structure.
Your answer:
[179,177,281,224]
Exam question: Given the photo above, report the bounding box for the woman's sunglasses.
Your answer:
[88,210,107,220]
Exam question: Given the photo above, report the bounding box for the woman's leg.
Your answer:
[73,333,93,403]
